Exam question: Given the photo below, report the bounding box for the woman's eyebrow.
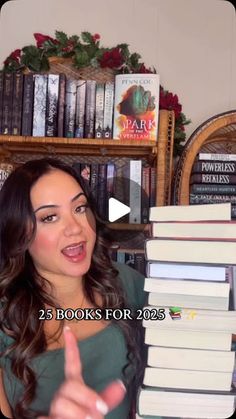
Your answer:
[34,192,86,213]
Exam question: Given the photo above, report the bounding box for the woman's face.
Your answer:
[28,169,96,283]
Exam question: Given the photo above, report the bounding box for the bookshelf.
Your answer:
[0,109,175,228]
[172,110,236,205]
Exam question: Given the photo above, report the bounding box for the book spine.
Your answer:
[193,160,236,173]
[106,162,116,218]
[125,252,135,269]
[32,74,48,136]
[141,166,150,223]
[84,80,96,138]
[90,163,99,201]
[72,162,81,177]
[0,72,4,134]
[46,74,59,137]
[149,167,156,207]
[21,74,34,136]
[198,153,236,161]
[103,81,114,139]
[190,193,236,204]
[94,83,105,138]
[75,79,86,138]
[190,183,236,194]
[12,72,24,135]
[231,205,236,219]
[64,78,77,138]
[113,74,160,140]
[57,74,66,137]
[190,173,236,184]
[97,164,107,220]
[129,160,142,223]
[0,163,14,190]
[134,252,146,276]
[1,72,13,135]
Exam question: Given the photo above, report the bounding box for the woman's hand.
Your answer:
[38,326,126,419]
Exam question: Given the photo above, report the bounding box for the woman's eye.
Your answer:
[75,204,88,214]
[40,214,57,223]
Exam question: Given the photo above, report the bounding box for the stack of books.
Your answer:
[190,152,236,219]
[137,202,236,418]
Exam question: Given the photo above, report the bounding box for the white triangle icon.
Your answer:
[108,197,131,222]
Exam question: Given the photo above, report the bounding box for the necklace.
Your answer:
[64,294,86,323]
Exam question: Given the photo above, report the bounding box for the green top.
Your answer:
[0,262,146,418]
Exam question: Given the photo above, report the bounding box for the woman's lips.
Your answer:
[61,242,86,262]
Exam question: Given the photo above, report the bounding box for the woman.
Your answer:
[0,158,146,419]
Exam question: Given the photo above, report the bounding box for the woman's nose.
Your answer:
[63,214,82,236]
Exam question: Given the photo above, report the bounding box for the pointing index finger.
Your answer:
[63,326,84,383]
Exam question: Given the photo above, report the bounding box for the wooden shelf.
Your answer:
[0,135,157,158]
[106,222,151,232]
[0,110,175,207]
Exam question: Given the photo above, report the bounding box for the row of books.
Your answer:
[0,72,114,138]
[109,248,146,276]
[72,159,156,223]
[0,159,157,224]
[137,202,236,418]
[190,152,236,218]
[0,72,160,140]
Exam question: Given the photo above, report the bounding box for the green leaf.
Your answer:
[81,31,93,44]
[74,50,90,68]
[55,31,68,44]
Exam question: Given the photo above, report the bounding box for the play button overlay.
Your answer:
[108,197,130,222]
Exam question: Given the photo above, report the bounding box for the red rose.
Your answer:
[159,89,182,119]
[92,33,100,42]
[99,48,123,69]
[34,33,58,48]
[4,49,21,65]
[139,63,153,74]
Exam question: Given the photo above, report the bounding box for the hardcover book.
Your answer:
[192,160,236,173]
[190,193,236,204]
[199,152,236,161]
[149,202,231,222]
[144,327,232,350]
[152,220,236,239]
[94,82,104,138]
[0,162,14,190]
[142,306,236,333]
[57,74,66,138]
[21,73,34,136]
[129,160,142,223]
[75,79,86,138]
[145,238,236,264]
[64,78,77,138]
[84,80,96,138]
[146,261,228,281]
[147,346,235,372]
[46,74,59,137]
[113,74,160,141]
[103,81,114,138]
[145,277,230,310]
[137,387,235,418]
[32,74,48,137]
[1,72,13,135]
[190,173,236,184]
[191,183,236,194]
[12,72,23,135]
[143,367,232,391]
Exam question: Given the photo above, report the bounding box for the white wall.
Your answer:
[0,0,235,140]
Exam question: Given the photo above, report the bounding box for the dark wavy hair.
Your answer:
[0,158,143,418]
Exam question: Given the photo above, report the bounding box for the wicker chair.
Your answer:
[172,110,236,205]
